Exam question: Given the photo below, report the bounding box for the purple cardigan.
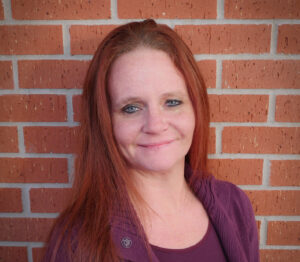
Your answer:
[44,170,260,262]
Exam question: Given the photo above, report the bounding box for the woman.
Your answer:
[43,19,259,262]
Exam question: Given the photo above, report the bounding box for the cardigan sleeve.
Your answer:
[212,178,260,262]
[228,182,260,262]
[42,222,73,262]
[240,189,260,262]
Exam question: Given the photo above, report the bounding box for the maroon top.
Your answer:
[150,219,227,262]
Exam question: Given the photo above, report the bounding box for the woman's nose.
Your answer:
[142,107,168,134]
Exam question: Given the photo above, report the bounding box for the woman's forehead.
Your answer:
[110,47,175,74]
[108,47,187,99]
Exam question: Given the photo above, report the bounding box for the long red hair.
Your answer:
[44,19,210,262]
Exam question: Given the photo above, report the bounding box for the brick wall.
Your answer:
[0,0,299,261]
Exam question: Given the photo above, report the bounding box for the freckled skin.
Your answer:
[109,47,195,175]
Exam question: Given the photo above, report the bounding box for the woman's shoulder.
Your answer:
[212,176,248,198]
[188,166,251,209]
[202,175,255,226]
[186,165,254,220]
[42,215,79,262]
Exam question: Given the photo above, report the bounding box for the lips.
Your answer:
[138,140,174,148]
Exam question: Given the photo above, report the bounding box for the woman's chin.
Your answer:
[131,159,185,175]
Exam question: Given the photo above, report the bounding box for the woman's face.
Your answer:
[108,47,195,174]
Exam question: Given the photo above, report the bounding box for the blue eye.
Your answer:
[166,99,182,107]
[122,105,140,114]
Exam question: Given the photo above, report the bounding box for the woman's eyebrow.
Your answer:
[115,91,187,106]
[114,97,144,108]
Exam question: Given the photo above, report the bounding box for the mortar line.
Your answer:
[216,59,222,89]
[2,183,300,190]
[2,88,300,96]
[68,155,75,186]
[215,126,223,154]
[27,246,33,262]
[17,125,25,154]
[256,216,300,221]
[270,22,278,54]
[62,24,71,56]
[2,0,12,20]
[0,241,45,246]
[2,54,300,61]
[11,59,19,90]
[66,94,74,122]
[0,5,300,257]
[21,186,31,215]
[111,0,118,19]
[260,246,300,250]
[1,19,300,25]
[267,93,276,122]
[217,0,224,20]
[260,218,267,246]
[262,159,270,186]
[0,213,59,218]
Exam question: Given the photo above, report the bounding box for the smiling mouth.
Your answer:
[139,140,174,148]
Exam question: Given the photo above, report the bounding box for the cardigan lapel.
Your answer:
[193,175,249,262]
[110,207,160,262]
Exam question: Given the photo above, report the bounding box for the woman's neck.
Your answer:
[130,162,195,220]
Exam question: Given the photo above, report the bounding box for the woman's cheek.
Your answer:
[113,117,140,143]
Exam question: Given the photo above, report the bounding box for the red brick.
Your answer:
[0,158,68,183]
[277,25,300,54]
[70,25,116,55]
[118,0,216,19]
[225,0,300,19]
[207,159,263,185]
[270,160,300,186]
[12,0,110,20]
[0,25,63,55]
[222,127,300,154]
[32,247,45,262]
[209,95,268,122]
[275,95,300,122]
[0,61,13,89]
[256,220,261,241]
[0,95,67,122]
[0,246,28,262]
[18,60,90,89]
[267,221,300,245]
[0,218,54,241]
[24,126,80,153]
[0,127,18,153]
[175,25,271,54]
[197,60,216,89]
[260,250,300,262]
[208,127,215,154]
[72,95,82,122]
[0,1,4,20]
[246,191,300,216]
[0,188,22,212]
[30,188,72,213]
[222,60,300,89]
